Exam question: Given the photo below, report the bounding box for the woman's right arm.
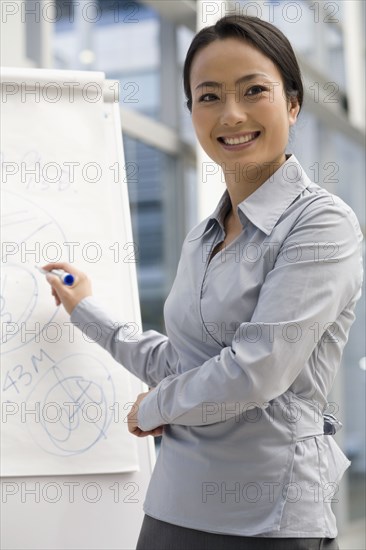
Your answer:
[42,262,178,388]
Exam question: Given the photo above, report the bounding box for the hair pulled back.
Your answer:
[183,15,303,113]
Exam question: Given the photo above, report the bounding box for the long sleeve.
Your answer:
[136,198,363,431]
[70,296,179,387]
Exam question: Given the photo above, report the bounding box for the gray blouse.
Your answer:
[71,154,363,537]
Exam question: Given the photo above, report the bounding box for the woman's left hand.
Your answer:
[127,390,164,437]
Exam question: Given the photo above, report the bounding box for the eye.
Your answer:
[246,85,267,96]
[198,93,219,102]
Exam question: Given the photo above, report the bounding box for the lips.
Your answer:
[218,131,261,146]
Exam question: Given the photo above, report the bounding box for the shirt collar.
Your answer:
[198,154,311,238]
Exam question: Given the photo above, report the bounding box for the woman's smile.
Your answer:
[217,130,261,149]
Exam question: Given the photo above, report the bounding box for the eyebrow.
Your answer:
[194,73,270,91]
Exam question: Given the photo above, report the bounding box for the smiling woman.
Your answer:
[43,14,363,550]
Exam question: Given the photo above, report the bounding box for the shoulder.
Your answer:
[279,181,364,292]
[291,179,363,243]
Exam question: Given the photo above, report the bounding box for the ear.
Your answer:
[288,96,300,126]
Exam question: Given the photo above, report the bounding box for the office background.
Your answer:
[2,0,365,546]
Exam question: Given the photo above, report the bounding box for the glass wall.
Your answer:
[52,0,191,337]
[123,135,177,333]
[177,24,196,146]
[54,0,161,119]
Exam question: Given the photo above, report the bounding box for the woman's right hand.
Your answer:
[42,262,92,315]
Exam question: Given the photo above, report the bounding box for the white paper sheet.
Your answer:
[1,69,140,476]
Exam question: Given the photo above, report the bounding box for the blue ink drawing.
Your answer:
[1,190,68,354]
[25,353,116,456]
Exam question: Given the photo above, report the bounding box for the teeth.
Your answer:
[222,132,259,145]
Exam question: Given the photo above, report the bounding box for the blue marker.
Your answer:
[35,266,75,286]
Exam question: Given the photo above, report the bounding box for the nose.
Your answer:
[219,95,248,126]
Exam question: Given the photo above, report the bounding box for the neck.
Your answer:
[222,153,288,225]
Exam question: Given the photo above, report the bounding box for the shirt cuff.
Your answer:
[70,296,118,344]
[137,386,166,431]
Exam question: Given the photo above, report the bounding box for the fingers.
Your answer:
[41,261,74,273]
[51,287,61,307]
[41,262,85,284]
[127,392,164,437]
[41,263,92,315]
[130,426,164,438]
[45,271,67,299]
[151,427,164,436]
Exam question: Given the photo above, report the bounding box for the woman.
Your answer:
[45,15,363,550]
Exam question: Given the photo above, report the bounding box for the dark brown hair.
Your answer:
[183,14,303,113]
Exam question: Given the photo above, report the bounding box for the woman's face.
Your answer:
[190,38,300,179]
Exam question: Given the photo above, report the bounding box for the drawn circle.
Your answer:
[0,263,38,342]
[1,190,68,354]
[25,353,115,456]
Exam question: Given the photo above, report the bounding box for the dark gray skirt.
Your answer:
[136,514,339,550]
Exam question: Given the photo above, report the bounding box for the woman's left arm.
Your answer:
[137,198,363,431]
